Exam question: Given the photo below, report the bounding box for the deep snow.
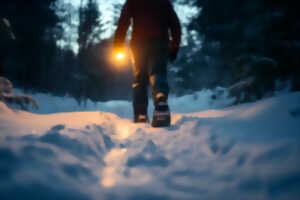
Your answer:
[0,92,300,200]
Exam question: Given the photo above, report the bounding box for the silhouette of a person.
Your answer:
[114,0,181,126]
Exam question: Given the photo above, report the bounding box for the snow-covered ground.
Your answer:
[0,91,300,200]
[15,88,232,118]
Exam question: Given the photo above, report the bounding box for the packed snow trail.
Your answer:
[0,93,300,200]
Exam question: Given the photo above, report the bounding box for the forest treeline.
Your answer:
[1,0,299,104]
[1,0,132,104]
[174,0,299,103]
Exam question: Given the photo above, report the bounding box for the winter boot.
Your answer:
[151,93,171,127]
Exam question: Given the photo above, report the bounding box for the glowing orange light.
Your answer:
[110,48,129,69]
[115,52,125,60]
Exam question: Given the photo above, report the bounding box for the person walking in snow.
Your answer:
[113,0,181,127]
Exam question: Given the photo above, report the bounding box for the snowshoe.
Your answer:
[151,101,171,127]
[134,114,149,123]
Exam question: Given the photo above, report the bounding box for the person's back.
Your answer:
[130,0,176,42]
[114,0,181,127]
[114,0,181,48]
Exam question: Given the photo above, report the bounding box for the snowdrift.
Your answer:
[0,92,300,200]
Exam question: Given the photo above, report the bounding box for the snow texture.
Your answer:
[0,92,300,200]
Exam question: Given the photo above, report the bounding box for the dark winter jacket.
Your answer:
[114,0,181,50]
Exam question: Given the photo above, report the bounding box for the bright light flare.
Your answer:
[110,48,129,69]
[115,52,125,60]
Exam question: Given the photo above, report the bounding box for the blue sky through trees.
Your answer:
[57,0,199,53]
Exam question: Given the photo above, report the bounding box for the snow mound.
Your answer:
[0,93,300,200]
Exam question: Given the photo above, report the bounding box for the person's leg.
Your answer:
[148,42,169,105]
[148,41,171,127]
[130,44,149,122]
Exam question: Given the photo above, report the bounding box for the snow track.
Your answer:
[0,93,300,200]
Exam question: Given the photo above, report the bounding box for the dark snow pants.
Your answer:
[130,40,169,117]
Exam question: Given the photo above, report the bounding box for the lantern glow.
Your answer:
[115,52,125,60]
[110,48,129,69]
